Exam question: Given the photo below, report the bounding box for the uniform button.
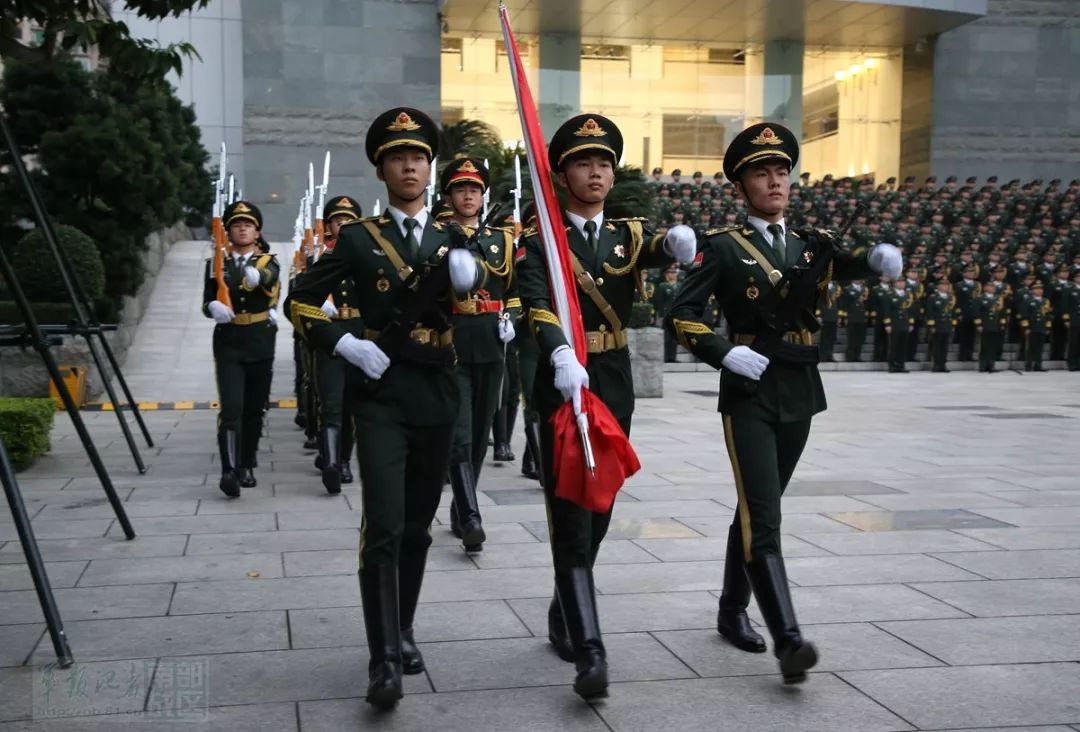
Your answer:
[598,324,607,332]
[596,277,604,286]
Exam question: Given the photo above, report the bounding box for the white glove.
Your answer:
[268,309,278,325]
[321,298,339,319]
[243,265,261,288]
[448,249,478,294]
[497,316,515,344]
[207,300,235,324]
[721,345,770,381]
[334,334,390,380]
[663,224,697,264]
[551,345,589,414]
[869,243,903,279]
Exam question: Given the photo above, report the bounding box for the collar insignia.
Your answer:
[387,111,420,132]
[750,127,784,146]
[574,118,606,137]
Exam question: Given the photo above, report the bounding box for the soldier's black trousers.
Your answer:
[539,415,632,569]
[1051,320,1068,361]
[957,322,976,361]
[872,324,887,361]
[979,331,1003,371]
[518,336,540,423]
[888,329,908,372]
[451,361,503,472]
[930,332,951,371]
[215,357,273,465]
[819,321,837,362]
[845,323,866,362]
[907,323,921,361]
[721,414,811,561]
[1025,332,1046,371]
[315,349,349,429]
[353,412,452,569]
[1067,326,1080,371]
[663,326,678,362]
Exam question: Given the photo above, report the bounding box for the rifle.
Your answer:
[314,151,330,262]
[511,154,523,241]
[212,142,232,309]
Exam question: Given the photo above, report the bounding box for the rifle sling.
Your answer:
[570,255,623,332]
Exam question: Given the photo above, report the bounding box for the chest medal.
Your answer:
[376,277,391,293]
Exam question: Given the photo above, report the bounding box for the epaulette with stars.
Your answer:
[703,224,740,237]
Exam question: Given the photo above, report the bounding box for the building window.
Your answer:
[582,44,629,61]
[803,84,839,142]
[662,114,726,159]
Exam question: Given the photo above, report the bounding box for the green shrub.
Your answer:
[0,398,55,471]
[628,301,656,329]
[12,225,105,303]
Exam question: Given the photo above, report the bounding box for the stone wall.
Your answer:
[930,0,1080,181]
[241,0,443,239]
[0,223,191,399]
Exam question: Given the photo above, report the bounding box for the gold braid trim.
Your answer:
[482,230,513,280]
[672,318,714,349]
[505,297,522,309]
[290,301,331,332]
[528,307,561,331]
[602,220,645,277]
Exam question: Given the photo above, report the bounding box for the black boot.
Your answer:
[303,430,318,452]
[746,554,818,684]
[239,419,260,488]
[320,426,342,495]
[448,463,485,551]
[522,420,543,483]
[217,430,240,498]
[555,568,608,700]
[492,404,515,462]
[398,549,428,675]
[359,565,403,708]
[340,419,354,484]
[238,468,257,488]
[717,528,766,653]
[547,593,573,662]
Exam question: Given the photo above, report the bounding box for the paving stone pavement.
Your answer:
[2,241,1080,730]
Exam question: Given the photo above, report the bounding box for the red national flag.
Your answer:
[498,3,639,513]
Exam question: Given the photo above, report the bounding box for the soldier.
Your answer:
[837,280,868,362]
[1065,269,1080,371]
[1049,265,1071,361]
[284,108,480,709]
[308,195,364,493]
[925,279,957,372]
[441,157,516,552]
[667,123,901,684]
[816,281,841,362]
[904,267,925,362]
[204,201,280,496]
[1021,280,1052,371]
[974,280,1007,373]
[882,277,914,373]
[954,264,980,361]
[517,113,695,699]
[869,274,893,361]
[653,265,681,362]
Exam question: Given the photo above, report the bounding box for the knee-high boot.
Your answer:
[746,554,818,684]
[716,526,766,653]
[359,565,403,708]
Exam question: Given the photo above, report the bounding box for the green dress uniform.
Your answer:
[653,274,680,362]
[882,285,915,373]
[440,158,516,551]
[667,122,877,685]
[284,107,472,709]
[954,273,980,361]
[1049,270,1071,360]
[905,277,926,362]
[307,195,365,494]
[974,289,1008,372]
[869,280,892,360]
[836,281,868,362]
[816,281,841,362]
[517,114,678,700]
[1021,286,1052,371]
[925,288,958,372]
[202,201,280,497]
[1065,274,1080,371]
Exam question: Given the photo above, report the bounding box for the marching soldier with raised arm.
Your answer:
[308,195,364,493]
[441,157,517,552]
[516,114,696,699]
[667,123,902,684]
[285,108,480,710]
[203,201,280,497]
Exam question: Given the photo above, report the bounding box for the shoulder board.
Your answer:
[521,226,538,238]
[486,224,513,233]
[605,216,649,223]
[703,225,739,237]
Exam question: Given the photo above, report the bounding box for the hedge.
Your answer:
[628,301,656,329]
[12,225,105,303]
[0,398,55,471]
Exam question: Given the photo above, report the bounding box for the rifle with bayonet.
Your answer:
[211,142,232,310]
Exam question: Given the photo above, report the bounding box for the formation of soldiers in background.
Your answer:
[647,171,1080,373]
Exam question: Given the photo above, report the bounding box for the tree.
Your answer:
[0,0,209,80]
